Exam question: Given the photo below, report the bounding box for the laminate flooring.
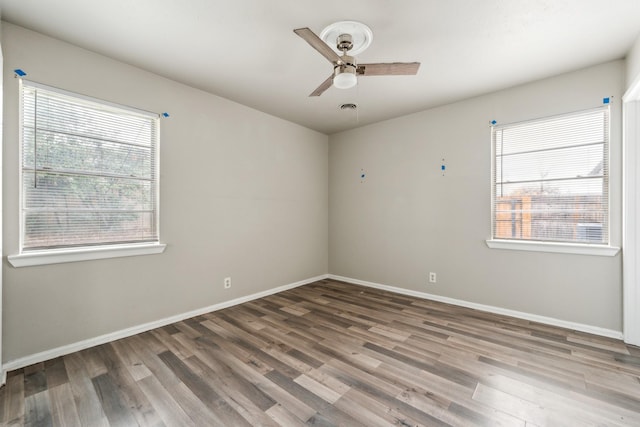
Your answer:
[1,279,639,426]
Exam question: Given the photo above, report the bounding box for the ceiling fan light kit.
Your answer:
[333,70,357,89]
[333,64,357,89]
[294,21,420,97]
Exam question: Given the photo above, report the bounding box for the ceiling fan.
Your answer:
[294,21,420,97]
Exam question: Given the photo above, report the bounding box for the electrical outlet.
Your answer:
[429,272,437,283]
[224,277,231,289]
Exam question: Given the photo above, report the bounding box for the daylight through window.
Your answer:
[491,107,609,245]
[19,80,159,251]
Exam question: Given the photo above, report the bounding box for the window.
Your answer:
[491,107,611,247]
[17,80,160,254]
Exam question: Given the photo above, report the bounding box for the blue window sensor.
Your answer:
[491,120,497,125]
[14,69,26,77]
[603,97,610,104]
[441,165,446,171]
[162,112,170,118]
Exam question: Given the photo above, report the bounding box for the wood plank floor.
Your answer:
[1,279,640,426]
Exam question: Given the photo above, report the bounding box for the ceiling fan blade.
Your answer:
[294,27,342,64]
[357,62,421,76]
[309,75,334,97]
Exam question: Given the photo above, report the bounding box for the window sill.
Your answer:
[485,239,620,256]
[8,243,167,267]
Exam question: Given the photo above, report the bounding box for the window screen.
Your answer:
[20,80,159,251]
[492,107,609,244]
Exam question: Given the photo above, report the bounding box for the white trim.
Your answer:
[623,95,640,345]
[0,34,4,386]
[17,79,162,259]
[490,106,614,251]
[2,274,329,372]
[485,239,620,256]
[328,274,623,340]
[8,242,167,267]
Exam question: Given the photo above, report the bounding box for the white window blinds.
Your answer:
[492,107,609,244]
[20,80,159,251]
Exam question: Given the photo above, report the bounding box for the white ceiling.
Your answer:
[1,0,640,135]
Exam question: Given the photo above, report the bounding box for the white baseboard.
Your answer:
[328,274,624,340]
[3,272,622,377]
[2,274,329,373]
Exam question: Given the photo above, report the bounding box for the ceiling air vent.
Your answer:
[340,103,357,110]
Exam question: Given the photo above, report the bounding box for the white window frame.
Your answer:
[8,80,165,267]
[486,107,619,256]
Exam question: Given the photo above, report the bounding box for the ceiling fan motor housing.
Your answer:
[334,63,357,77]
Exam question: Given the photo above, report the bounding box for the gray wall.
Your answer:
[329,60,624,331]
[1,20,630,363]
[2,23,328,363]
